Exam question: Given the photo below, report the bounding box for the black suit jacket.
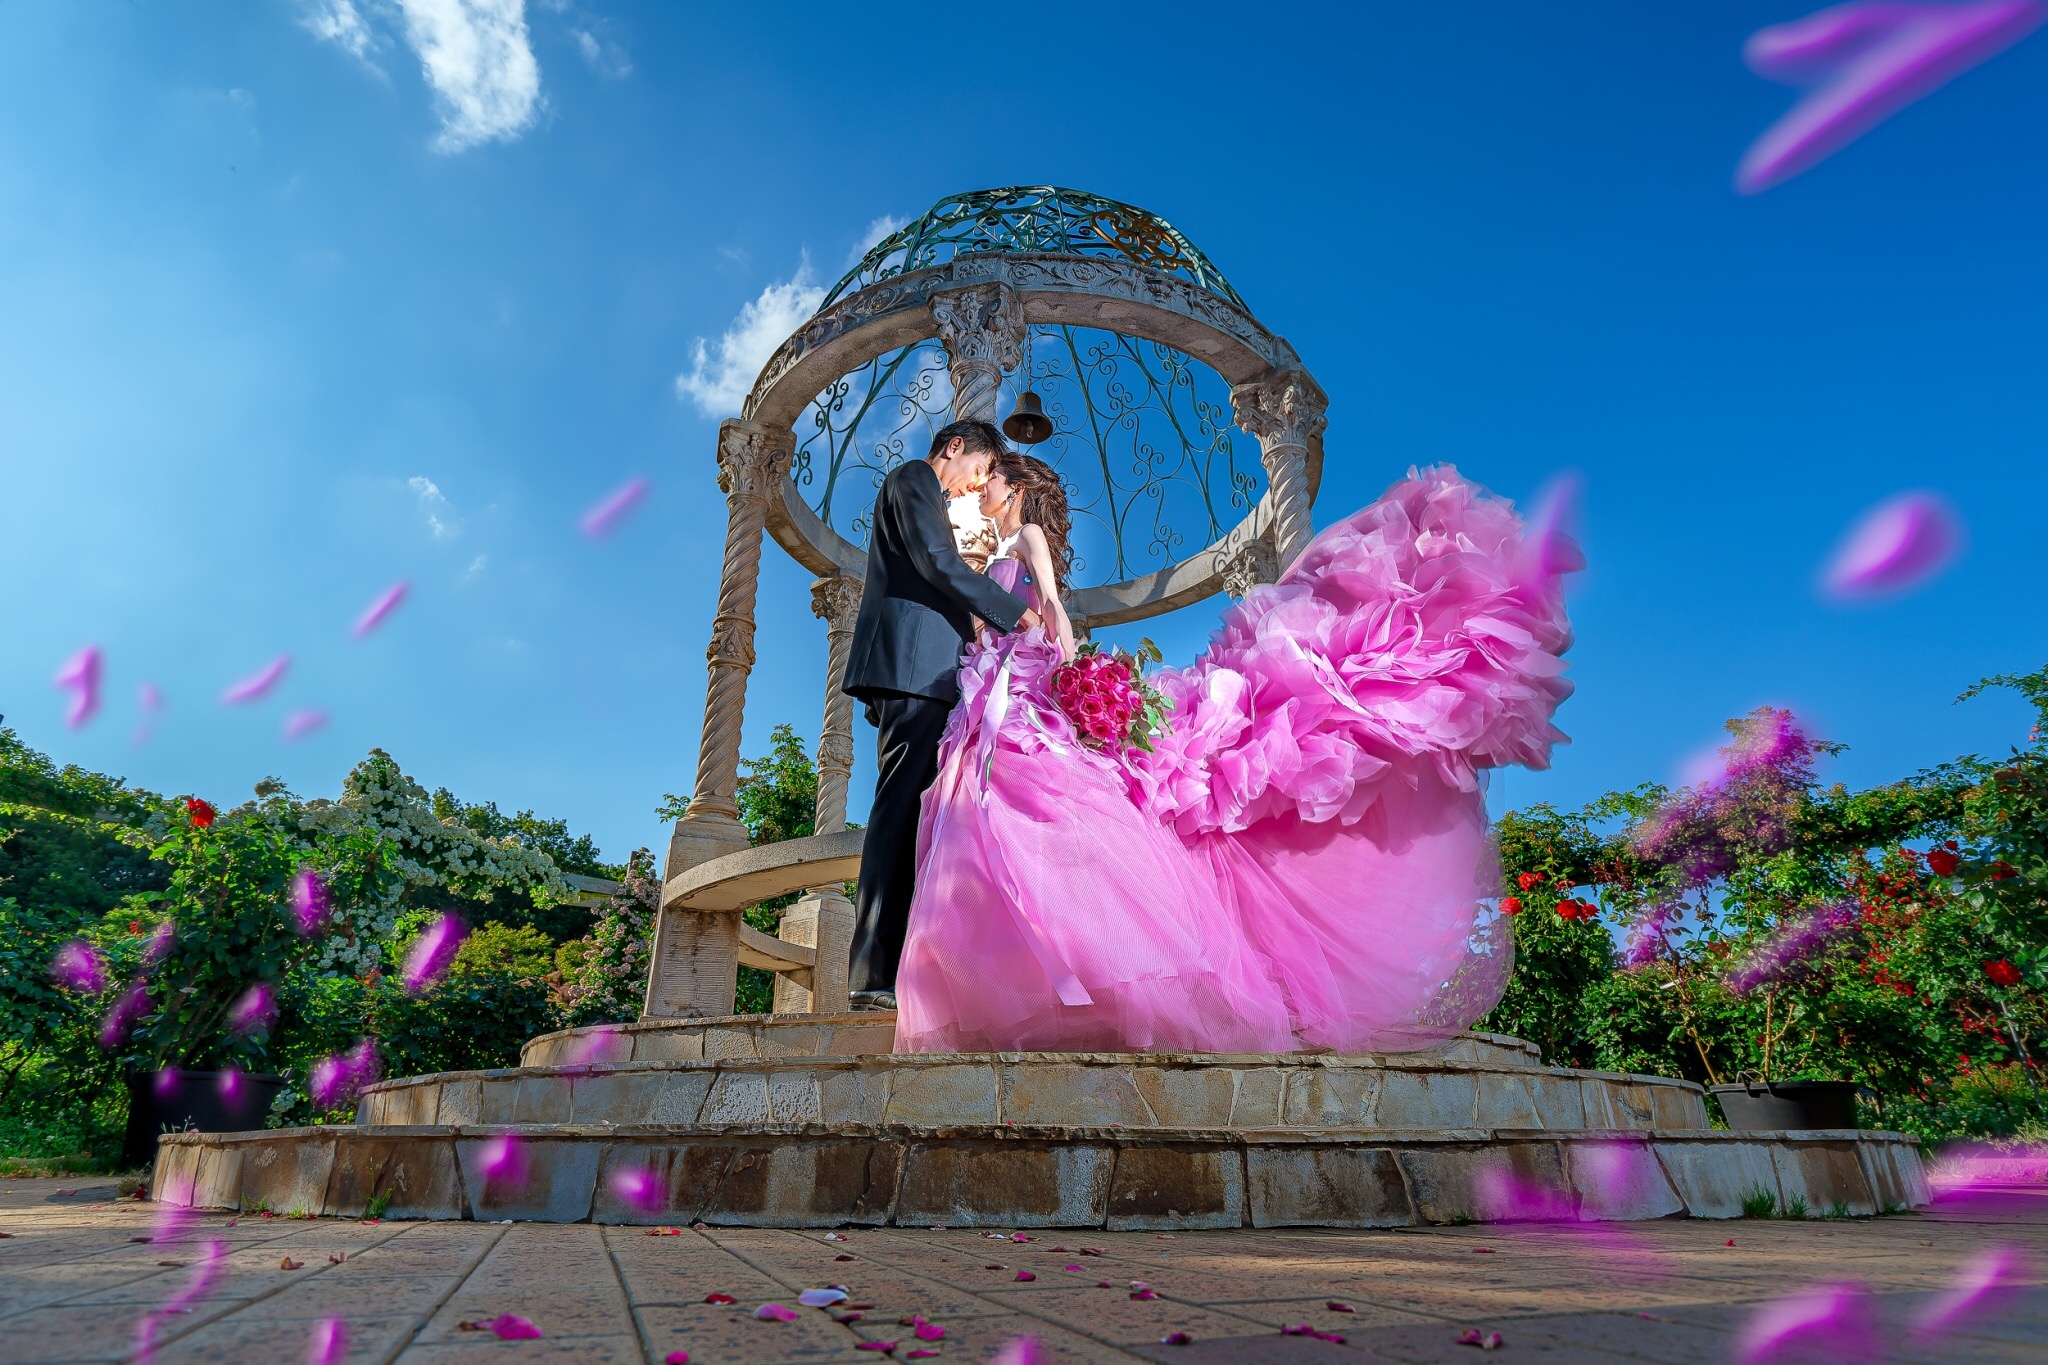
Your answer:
[842,460,1028,703]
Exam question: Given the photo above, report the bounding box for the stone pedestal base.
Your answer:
[772,890,853,1015]
[645,813,752,1018]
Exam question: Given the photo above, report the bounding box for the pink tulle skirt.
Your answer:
[895,467,1568,1055]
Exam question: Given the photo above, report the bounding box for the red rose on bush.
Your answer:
[1515,872,1543,891]
[1500,896,1523,915]
[1925,848,1960,876]
[1985,959,2022,988]
[1989,861,2017,881]
[186,797,216,828]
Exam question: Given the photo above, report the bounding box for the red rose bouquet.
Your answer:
[1050,639,1173,754]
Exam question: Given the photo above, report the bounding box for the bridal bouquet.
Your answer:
[1050,639,1173,754]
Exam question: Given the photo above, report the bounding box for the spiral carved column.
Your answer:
[774,574,863,1015]
[645,419,794,1020]
[1231,370,1328,571]
[931,281,1023,424]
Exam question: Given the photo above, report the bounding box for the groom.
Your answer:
[842,419,1040,1010]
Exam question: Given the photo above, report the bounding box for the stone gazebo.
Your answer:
[645,186,1329,1021]
[153,189,1930,1231]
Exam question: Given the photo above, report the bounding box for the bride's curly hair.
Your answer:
[992,451,1073,596]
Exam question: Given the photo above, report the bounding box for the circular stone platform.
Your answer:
[152,1022,1929,1231]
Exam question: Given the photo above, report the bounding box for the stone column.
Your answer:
[644,419,794,1019]
[774,575,862,1015]
[1220,537,1279,599]
[931,281,1023,424]
[1231,370,1329,571]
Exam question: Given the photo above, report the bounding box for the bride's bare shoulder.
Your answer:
[1018,523,1050,548]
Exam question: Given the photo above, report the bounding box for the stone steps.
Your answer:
[519,1015,1546,1068]
[153,1121,1929,1230]
[359,1050,1708,1134]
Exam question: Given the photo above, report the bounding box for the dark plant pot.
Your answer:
[122,1070,285,1169]
[1709,1080,1862,1131]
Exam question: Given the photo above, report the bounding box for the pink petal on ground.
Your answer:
[798,1288,848,1307]
[991,1339,1049,1365]
[704,1293,737,1305]
[221,655,291,705]
[663,1353,690,1365]
[283,709,329,742]
[854,1344,896,1354]
[487,1314,542,1340]
[580,477,650,538]
[50,940,109,994]
[352,581,410,638]
[1161,1331,1193,1345]
[306,1317,349,1365]
[914,1322,944,1340]
[1737,1,2046,193]
[401,913,467,994]
[1822,491,1962,597]
[1015,1270,1035,1281]
[754,1303,799,1322]
[1912,1245,2029,1338]
[53,645,103,729]
[1734,1283,1878,1363]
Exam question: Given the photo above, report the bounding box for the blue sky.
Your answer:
[3,2,2045,864]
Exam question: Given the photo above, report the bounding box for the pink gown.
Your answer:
[894,466,1576,1055]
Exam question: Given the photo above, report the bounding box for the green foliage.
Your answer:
[1480,804,1613,1066]
[550,849,657,1027]
[733,725,818,1015]
[1740,1187,1777,1219]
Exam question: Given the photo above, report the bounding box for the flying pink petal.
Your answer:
[352,581,410,638]
[306,1318,349,1365]
[308,1038,380,1111]
[133,682,164,747]
[580,476,650,539]
[1737,1,2047,194]
[753,1304,799,1322]
[142,920,176,966]
[283,709,330,742]
[218,1067,243,1104]
[98,980,151,1049]
[1735,1283,1879,1363]
[479,1134,527,1185]
[227,984,277,1035]
[1523,471,1586,582]
[401,913,466,994]
[610,1165,663,1213]
[136,1238,226,1363]
[53,645,103,729]
[1913,1245,2028,1339]
[990,1338,1049,1365]
[221,654,291,705]
[1822,491,1962,597]
[290,870,331,936]
[50,940,109,994]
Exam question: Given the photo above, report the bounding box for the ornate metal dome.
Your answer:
[821,186,1246,310]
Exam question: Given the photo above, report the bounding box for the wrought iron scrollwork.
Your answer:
[823,187,1246,311]
[794,324,1261,586]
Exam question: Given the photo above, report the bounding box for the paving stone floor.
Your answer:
[2,1176,2043,1363]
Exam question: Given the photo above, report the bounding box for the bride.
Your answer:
[893,452,1576,1055]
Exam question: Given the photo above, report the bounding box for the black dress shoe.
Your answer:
[849,990,898,1011]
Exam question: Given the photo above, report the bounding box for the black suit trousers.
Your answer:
[848,690,954,994]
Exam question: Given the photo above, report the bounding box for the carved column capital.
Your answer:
[715,420,795,500]
[809,574,863,631]
[1220,537,1279,600]
[931,281,1024,423]
[1230,369,1329,453]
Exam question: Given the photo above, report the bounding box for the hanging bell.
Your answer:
[1002,389,1054,445]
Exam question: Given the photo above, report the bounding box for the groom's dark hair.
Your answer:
[928,419,1004,461]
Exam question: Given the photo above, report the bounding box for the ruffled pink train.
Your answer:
[895,466,1576,1055]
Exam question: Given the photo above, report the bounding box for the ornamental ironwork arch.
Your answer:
[643,187,1330,1021]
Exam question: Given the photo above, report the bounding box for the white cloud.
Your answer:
[464,552,488,579]
[409,475,460,539]
[572,26,632,78]
[301,0,379,63]
[675,258,825,418]
[394,0,542,152]
[847,214,906,266]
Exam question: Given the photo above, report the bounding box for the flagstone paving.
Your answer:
[2,1176,2043,1363]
